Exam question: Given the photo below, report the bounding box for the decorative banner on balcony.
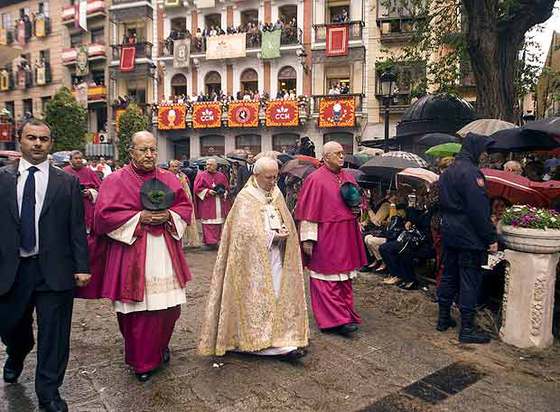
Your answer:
[0,28,8,45]
[206,33,246,60]
[158,104,187,130]
[115,108,126,132]
[261,29,281,59]
[35,16,46,38]
[192,102,222,128]
[173,39,190,68]
[228,101,259,128]
[17,69,26,89]
[36,66,46,85]
[75,0,87,31]
[326,24,349,57]
[0,123,13,142]
[266,100,299,127]
[0,70,9,91]
[76,45,89,76]
[196,0,215,8]
[318,96,355,128]
[120,46,136,72]
[75,82,88,108]
[17,20,26,47]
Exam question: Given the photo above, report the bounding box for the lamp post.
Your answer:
[379,71,396,152]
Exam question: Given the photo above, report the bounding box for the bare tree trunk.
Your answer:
[461,0,555,122]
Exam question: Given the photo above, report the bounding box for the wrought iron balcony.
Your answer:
[311,93,365,114]
[111,42,153,61]
[313,21,364,44]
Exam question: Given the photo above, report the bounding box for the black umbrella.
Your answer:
[343,154,364,169]
[277,153,295,164]
[488,128,559,153]
[522,117,560,138]
[418,133,461,147]
[359,156,422,179]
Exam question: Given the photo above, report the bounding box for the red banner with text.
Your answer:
[318,96,356,128]
[228,101,260,128]
[158,104,187,130]
[265,100,299,127]
[192,102,222,129]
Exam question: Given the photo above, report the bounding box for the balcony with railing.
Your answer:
[62,43,107,65]
[62,0,107,25]
[378,19,417,44]
[374,63,426,113]
[313,21,364,45]
[311,93,365,115]
[73,85,107,103]
[109,0,154,22]
[111,42,153,61]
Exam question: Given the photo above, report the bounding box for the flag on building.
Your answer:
[228,101,260,128]
[36,66,46,85]
[76,45,89,76]
[75,0,87,31]
[75,82,88,108]
[158,104,187,130]
[261,29,281,59]
[120,46,136,72]
[173,38,190,68]
[35,16,46,37]
[206,33,246,60]
[192,103,222,128]
[265,99,299,127]
[318,96,356,128]
[326,24,349,57]
[0,69,9,91]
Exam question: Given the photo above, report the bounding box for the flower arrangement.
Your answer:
[501,205,560,230]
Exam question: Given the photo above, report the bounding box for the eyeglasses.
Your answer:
[133,147,158,154]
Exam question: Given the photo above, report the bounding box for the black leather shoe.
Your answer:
[337,323,358,336]
[278,348,307,362]
[459,327,491,344]
[135,371,153,382]
[436,306,457,332]
[3,358,23,384]
[162,347,170,364]
[39,399,68,412]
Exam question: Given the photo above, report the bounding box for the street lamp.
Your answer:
[379,71,397,152]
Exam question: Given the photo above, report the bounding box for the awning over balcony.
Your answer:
[110,5,152,22]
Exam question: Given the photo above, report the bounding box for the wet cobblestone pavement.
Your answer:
[2,248,559,411]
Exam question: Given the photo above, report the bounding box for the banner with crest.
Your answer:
[228,101,259,128]
[206,33,246,60]
[192,102,222,128]
[265,100,299,127]
[76,45,89,76]
[318,96,355,128]
[158,104,187,130]
[173,38,190,68]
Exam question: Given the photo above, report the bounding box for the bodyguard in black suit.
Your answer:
[234,153,255,195]
[0,119,91,412]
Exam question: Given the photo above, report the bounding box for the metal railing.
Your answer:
[111,42,153,60]
[313,21,364,43]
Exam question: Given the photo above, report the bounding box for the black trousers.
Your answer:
[437,247,483,317]
[379,240,416,282]
[0,258,74,403]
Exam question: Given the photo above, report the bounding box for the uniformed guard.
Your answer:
[437,133,497,344]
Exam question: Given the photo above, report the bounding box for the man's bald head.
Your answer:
[129,130,158,171]
[253,157,279,192]
[322,141,345,172]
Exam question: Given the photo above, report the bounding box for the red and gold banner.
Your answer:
[35,17,46,38]
[265,100,299,127]
[158,104,187,130]
[318,96,356,128]
[0,123,13,142]
[192,102,222,129]
[119,46,136,72]
[115,108,126,132]
[228,101,259,128]
[326,24,349,57]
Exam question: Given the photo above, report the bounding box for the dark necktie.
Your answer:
[21,166,38,252]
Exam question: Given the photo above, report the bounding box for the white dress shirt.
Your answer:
[17,158,50,256]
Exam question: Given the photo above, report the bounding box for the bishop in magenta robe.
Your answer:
[294,142,367,337]
[63,150,101,234]
[92,132,193,382]
[193,158,230,246]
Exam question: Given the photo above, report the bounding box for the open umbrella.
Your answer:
[381,151,429,168]
[360,156,424,179]
[418,133,461,146]
[52,151,72,164]
[295,154,321,168]
[522,117,560,139]
[281,159,316,179]
[342,167,364,180]
[192,156,231,167]
[397,168,439,187]
[457,119,516,137]
[226,149,248,162]
[482,169,550,207]
[0,150,21,159]
[488,128,559,153]
[425,143,462,158]
[343,154,364,169]
[358,148,384,157]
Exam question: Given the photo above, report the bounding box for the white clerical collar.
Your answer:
[19,157,50,175]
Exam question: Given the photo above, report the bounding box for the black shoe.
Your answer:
[162,348,170,364]
[398,281,418,290]
[436,306,457,332]
[135,371,153,382]
[3,357,23,384]
[278,348,307,362]
[459,327,491,344]
[39,399,68,412]
[337,323,358,336]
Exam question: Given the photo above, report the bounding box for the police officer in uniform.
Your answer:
[437,133,497,344]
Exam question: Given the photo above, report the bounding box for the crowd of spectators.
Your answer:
[328,82,351,95]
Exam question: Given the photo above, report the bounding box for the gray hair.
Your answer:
[70,150,83,159]
[503,160,522,172]
[253,156,278,175]
[129,131,155,149]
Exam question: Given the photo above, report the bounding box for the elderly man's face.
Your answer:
[70,153,84,169]
[255,167,278,192]
[206,160,218,173]
[130,135,157,171]
[324,148,345,171]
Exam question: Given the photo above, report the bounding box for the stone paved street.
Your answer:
[1,248,559,411]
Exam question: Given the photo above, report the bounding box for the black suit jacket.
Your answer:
[235,165,252,195]
[0,163,90,295]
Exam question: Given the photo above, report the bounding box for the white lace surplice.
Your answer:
[108,211,188,314]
